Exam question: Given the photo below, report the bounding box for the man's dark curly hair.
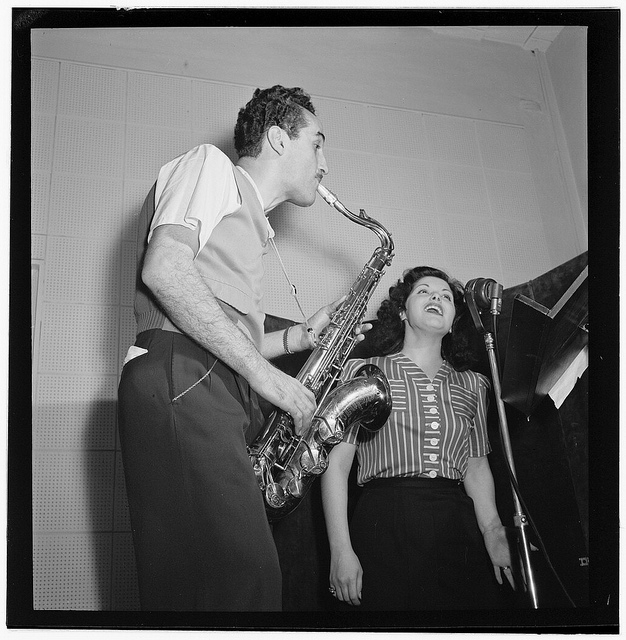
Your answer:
[368,266,478,371]
[234,85,316,159]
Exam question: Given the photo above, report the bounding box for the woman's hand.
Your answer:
[329,547,363,606]
[483,525,515,590]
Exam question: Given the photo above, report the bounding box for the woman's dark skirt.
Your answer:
[350,476,506,610]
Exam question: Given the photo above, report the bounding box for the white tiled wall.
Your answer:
[31,56,572,609]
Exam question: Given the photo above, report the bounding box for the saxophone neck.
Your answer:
[317,183,394,255]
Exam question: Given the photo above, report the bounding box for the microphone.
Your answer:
[465,278,503,315]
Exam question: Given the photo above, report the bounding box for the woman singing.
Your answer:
[321,266,514,610]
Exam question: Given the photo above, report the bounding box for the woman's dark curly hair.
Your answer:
[369,266,478,371]
[234,85,316,159]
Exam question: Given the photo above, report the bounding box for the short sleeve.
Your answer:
[339,358,367,445]
[149,145,241,256]
[469,372,491,457]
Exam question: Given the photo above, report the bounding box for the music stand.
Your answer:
[501,266,588,417]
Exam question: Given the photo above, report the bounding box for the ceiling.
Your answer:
[428,26,564,52]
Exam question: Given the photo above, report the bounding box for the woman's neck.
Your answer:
[401,336,445,381]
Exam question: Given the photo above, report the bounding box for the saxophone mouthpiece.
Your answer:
[316,182,338,206]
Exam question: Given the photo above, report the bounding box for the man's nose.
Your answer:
[318,153,328,176]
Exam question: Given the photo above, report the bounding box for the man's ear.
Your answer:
[266,125,286,155]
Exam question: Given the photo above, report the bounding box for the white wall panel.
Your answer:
[191,80,251,149]
[373,156,436,213]
[128,71,192,128]
[437,215,504,287]
[33,533,112,610]
[59,64,127,121]
[34,375,118,449]
[43,236,120,305]
[321,148,378,210]
[48,175,123,239]
[32,114,55,173]
[122,178,153,241]
[53,117,126,178]
[314,98,369,155]
[423,114,482,166]
[38,303,119,375]
[31,171,51,234]
[124,124,193,181]
[365,107,429,160]
[31,234,47,261]
[32,58,60,113]
[431,163,491,218]
[476,121,532,173]
[33,451,115,532]
[485,169,542,223]
[366,206,448,319]
[494,217,553,286]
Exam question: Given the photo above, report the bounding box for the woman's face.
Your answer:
[402,276,456,336]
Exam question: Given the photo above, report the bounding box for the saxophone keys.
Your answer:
[265,483,286,508]
[300,448,328,475]
[314,416,343,445]
[286,475,304,498]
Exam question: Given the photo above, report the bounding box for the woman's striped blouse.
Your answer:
[341,353,491,486]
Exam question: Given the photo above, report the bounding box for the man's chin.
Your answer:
[290,194,316,208]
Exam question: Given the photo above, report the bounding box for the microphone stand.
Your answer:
[465,292,539,609]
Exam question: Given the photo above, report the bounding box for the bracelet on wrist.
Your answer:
[283,325,294,355]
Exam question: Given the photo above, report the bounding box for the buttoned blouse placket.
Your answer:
[417,365,447,479]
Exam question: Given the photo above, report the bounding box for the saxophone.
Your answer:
[248,183,395,520]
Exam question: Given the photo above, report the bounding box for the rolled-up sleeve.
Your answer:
[149,145,241,256]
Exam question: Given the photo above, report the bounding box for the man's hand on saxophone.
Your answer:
[247,362,317,435]
[259,296,372,435]
[296,295,373,351]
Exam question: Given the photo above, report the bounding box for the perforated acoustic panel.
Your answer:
[33,451,115,532]
[38,303,119,375]
[31,234,47,261]
[423,113,482,166]
[366,106,430,161]
[122,179,153,242]
[59,63,126,122]
[127,71,192,128]
[125,124,194,181]
[33,533,112,610]
[192,81,252,159]
[54,117,126,178]
[31,114,55,173]
[43,237,121,305]
[49,175,123,240]
[31,58,59,114]
[34,375,118,449]
[31,172,51,234]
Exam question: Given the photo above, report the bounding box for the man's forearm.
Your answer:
[143,231,269,386]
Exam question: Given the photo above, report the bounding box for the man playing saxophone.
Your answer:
[117,85,365,611]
